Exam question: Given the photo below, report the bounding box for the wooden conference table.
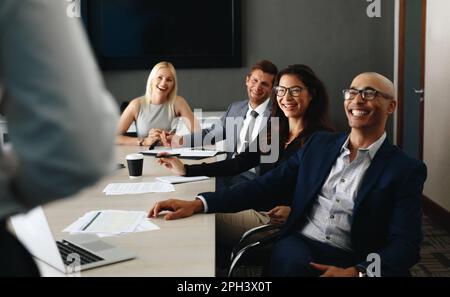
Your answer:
[37,145,216,277]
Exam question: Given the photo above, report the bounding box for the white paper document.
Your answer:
[141,147,218,158]
[134,219,160,233]
[156,175,210,184]
[63,210,160,237]
[103,182,174,195]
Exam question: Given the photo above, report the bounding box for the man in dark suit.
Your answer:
[150,72,427,277]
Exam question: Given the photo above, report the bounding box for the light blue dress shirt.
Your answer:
[300,133,387,251]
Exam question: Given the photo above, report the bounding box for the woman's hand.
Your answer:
[142,129,163,146]
[267,206,291,225]
[157,154,186,176]
[161,132,184,148]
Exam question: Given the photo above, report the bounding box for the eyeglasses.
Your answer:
[274,86,305,98]
[342,88,393,101]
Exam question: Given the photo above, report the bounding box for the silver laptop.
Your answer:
[10,207,136,274]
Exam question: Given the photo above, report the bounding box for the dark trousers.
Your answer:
[270,233,358,277]
[0,220,40,277]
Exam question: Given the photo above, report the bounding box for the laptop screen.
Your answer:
[10,207,66,272]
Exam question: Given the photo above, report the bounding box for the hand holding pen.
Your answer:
[161,128,184,148]
[156,152,186,176]
[143,128,164,149]
[148,128,174,150]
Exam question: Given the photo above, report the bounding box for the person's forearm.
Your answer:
[184,163,215,177]
[116,134,141,146]
[184,152,260,177]
[193,199,205,213]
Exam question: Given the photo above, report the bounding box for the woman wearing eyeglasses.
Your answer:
[158,64,334,250]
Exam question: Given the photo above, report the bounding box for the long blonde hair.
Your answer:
[144,61,177,118]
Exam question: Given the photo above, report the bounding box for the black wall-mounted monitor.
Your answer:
[81,0,241,70]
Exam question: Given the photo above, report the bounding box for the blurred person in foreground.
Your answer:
[0,0,118,276]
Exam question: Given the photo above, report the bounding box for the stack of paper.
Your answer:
[63,210,159,237]
[156,175,210,184]
[103,182,174,196]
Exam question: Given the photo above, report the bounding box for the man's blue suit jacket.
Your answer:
[201,132,427,276]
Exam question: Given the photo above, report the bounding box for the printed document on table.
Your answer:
[103,182,174,195]
[63,210,160,237]
[64,210,144,234]
[134,219,160,233]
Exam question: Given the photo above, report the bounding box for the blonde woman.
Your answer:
[116,62,200,146]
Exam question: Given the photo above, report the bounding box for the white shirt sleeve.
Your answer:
[196,196,209,213]
[0,0,119,218]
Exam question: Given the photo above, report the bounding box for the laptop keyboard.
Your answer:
[57,240,104,266]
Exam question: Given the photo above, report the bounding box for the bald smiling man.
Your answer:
[149,73,427,277]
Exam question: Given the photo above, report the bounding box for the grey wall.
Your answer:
[103,0,395,134]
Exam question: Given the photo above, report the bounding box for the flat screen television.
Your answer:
[81,0,241,70]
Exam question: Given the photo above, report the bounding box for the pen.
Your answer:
[168,127,177,135]
[81,211,101,231]
[155,154,180,158]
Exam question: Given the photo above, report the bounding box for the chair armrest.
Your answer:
[230,224,281,262]
[228,224,283,277]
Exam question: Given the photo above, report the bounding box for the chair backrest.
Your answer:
[120,101,129,114]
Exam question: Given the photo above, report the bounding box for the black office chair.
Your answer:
[119,101,139,137]
[227,223,283,277]
[120,101,129,113]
